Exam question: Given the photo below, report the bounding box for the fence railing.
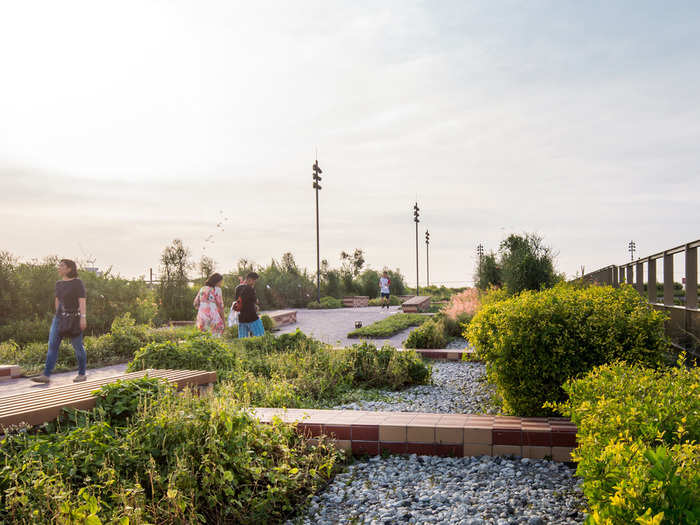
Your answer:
[582,239,699,353]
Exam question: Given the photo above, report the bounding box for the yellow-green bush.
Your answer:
[404,318,448,349]
[549,360,700,524]
[466,283,669,416]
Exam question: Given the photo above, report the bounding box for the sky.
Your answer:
[1,1,699,285]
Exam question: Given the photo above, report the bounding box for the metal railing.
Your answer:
[582,239,699,353]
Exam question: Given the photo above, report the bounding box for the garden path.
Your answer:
[273,305,411,347]
[0,363,128,398]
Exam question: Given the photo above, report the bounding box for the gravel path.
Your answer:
[290,455,585,525]
[334,361,498,414]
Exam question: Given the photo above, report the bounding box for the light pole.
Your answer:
[477,243,484,275]
[313,159,323,303]
[413,202,420,295]
[628,240,636,261]
[425,230,430,287]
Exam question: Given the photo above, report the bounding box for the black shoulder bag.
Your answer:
[58,303,82,337]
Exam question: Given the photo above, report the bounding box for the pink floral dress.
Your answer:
[194,286,225,336]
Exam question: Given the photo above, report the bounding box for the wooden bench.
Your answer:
[0,369,217,430]
[343,296,369,307]
[264,310,297,327]
[401,296,431,313]
[0,365,23,380]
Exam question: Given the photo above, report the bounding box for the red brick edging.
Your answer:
[250,408,577,462]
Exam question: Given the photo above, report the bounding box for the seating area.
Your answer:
[0,369,217,430]
[401,295,431,313]
[249,407,577,462]
[342,296,370,307]
[265,309,297,326]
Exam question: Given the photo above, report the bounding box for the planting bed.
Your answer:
[334,361,497,414]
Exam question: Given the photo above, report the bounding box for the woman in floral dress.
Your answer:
[193,273,225,336]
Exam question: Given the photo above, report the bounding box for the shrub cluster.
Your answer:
[128,331,431,408]
[549,360,700,524]
[466,283,669,416]
[0,378,343,524]
[0,314,188,376]
[404,318,447,349]
[347,313,428,338]
[307,296,343,309]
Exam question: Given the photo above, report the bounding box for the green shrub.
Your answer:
[128,333,239,375]
[442,312,473,338]
[368,296,402,306]
[404,319,448,349]
[347,313,429,338]
[261,314,275,331]
[343,343,431,389]
[0,385,343,524]
[0,316,51,346]
[307,296,343,309]
[549,360,700,524]
[94,376,174,425]
[466,283,669,416]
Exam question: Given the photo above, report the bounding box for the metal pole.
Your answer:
[315,186,320,303]
[426,241,429,287]
[413,202,420,295]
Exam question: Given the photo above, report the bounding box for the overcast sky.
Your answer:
[1,1,698,284]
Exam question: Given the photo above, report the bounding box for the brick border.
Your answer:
[250,408,576,462]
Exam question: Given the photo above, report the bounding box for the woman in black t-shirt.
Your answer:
[31,259,88,383]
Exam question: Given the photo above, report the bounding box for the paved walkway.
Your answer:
[0,364,128,398]
[274,306,414,347]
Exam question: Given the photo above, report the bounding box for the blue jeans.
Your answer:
[44,315,87,376]
[238,318,264,338]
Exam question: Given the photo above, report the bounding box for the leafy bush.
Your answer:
[442,312,473,338]
[368,296,402,306]
[347,313,429,338]
[261,314,275,331]
[549,360,700,524]
[343,343,431,389]
[128,332,430,408]
[94,376,174,425]
[466,283,669,416]
[404,319,448,349]
[0,383,343,524]
[307,296,343,309]
[129,333,239,375]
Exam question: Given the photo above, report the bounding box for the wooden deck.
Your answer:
[401,296,431,313]
[0,369,217,430]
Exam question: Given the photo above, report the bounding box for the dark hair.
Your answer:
[246,272,259,280]
[60,259,78,278]
[205,273,224,287]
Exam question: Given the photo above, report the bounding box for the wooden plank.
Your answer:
[0,369,216,430]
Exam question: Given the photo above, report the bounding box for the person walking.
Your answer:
[31,259,88,383]
[379,271,392,309]
[193,273,225,336]
[234,272,264,338]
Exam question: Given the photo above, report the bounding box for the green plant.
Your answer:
[548,360,700,524]
[307,296,343,309]
[404,318,448,349]
[368,296,402,306]
[0,385,344,524]
[467,283,669,416]
[94,376,174,425]
[347,313,429,338]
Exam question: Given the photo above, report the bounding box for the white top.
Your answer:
[379,277,391,294]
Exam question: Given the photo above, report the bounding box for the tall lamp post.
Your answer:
[313,159,323,303]
[425,230,430,287]
[413,202,420,295]
[628,240,636,261]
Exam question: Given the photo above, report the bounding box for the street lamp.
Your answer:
[425,230,430,287]
[313,159,323,303]
[413,202,420,295]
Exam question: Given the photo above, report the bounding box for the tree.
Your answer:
[198,255,216,280]
[475,252,502,290]
[158,239,193,321]
[499,233,557,294]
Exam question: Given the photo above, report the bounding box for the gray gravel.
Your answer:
[334,361,498,414]
[290,455,585,525]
